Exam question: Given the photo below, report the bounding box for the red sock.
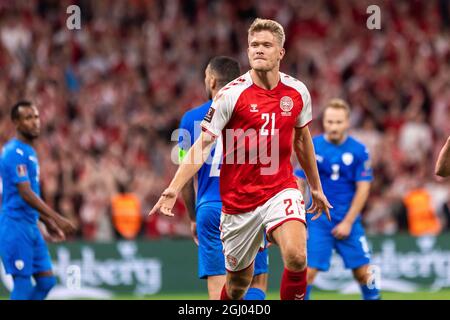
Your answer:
[280,267,307,300]
[220,285,231,300]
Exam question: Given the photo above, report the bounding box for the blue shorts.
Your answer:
[197,203,268,279]
[0,214,53,276]
[306,217,371,271]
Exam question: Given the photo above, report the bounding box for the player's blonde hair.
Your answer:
[248,18,285,47]
[324,98,351,118]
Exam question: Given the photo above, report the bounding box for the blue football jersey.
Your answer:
[178,100,221,210]
[0,138,40,223]
[295,134,373,222]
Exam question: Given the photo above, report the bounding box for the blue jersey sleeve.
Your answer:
[355,147,373,182]
[4,149,30,185]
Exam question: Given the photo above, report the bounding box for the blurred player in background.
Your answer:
[0,101,76,300]
[296,99,381,300]
[150,18,331,300]
[435,136,450,177]
[178,56,268,300]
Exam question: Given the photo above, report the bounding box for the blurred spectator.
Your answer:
[111,182,143,240]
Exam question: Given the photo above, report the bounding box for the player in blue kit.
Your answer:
[0,101,76,300]
[178,56,268,300]
[296,99,381,300]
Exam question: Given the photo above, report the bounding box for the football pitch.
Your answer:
[114,289,450,300]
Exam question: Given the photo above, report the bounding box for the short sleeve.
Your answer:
[4,148,30,184]
[295,87,312,128]
[200,92,233,137]
[355,147,373,182]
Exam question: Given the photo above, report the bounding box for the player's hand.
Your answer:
[57,216,77,235]
[332,220,352,240]
[148,188,178,217]
[307,189,333,221]
[190,221,199,245]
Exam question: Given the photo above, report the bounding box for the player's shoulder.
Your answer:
[1,139,27,158]
[280,72,310,97]
[182,100,212,123]
[213,72,253,103]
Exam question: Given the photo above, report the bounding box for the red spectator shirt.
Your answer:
[201,71,312,214]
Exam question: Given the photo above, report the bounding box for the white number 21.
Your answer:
[261,113,275,136]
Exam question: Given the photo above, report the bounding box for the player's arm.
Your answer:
[435,136,450,177]
[332,181,371,240]
[293,126,332,221]
[148,131,215,217]
[17,182,76,235]
[181,180,198,244]
[179,147,198,244]
[296,177,307,197]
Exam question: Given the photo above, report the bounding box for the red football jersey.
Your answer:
[201,71,312,214]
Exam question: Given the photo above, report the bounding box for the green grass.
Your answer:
[114,289,450,300]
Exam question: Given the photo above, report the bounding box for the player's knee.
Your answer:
[353,269,369,285]
[227,274,252,300]
[283,248,307,271]
[228,283,248,300]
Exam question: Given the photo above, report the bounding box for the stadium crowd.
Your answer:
[0,0,449,240]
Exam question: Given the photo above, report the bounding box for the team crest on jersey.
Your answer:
[204,107,215,123]
[16,164,27,177]
[226,255,238,268]
[280,96,293,116]
[342,152,354,166]
[249,104,259,113]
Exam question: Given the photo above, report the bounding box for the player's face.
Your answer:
[16,105,41,140]
[204,65,213,100]
[323,108,349,144]
[248,30,285,72]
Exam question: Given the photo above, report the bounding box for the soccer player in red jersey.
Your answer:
[149,18,332,300]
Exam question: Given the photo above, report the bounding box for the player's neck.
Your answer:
[250,69,280,90]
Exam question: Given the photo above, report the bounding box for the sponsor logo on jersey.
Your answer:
[204,107,216,123]
[249,104,259,113]
[280,96,294,116]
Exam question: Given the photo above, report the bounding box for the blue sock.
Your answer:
[30,276,57,300]
[360,284,381,300]
[305,285,312,300]
[244,287,266,300]
[11,276,34,300]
